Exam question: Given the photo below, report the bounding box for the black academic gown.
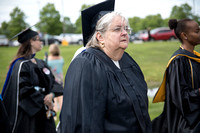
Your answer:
[152,48,200,133]
[0,99,11,133]
[2,57,63,133]
[60,48,152,133]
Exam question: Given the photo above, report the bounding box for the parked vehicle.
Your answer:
[0,35,9,46]
[56,33,83,45]
[140,27,176,41]
[9,40,19,46]
[129,33,135,42]
[131,30,147,41]
[41,34,61,45]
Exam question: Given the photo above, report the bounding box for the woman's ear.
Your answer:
[96,32,105,44]
[180,32,188,40]
[30,39,34,46]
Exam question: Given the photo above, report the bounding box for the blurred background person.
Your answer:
[152,18,200,133]
[147,27,152,41]
[2,27,63,133]
[60,0,152,132]
[47,44,64,117]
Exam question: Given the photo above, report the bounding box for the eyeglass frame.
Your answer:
[109,26,132,34]
[33,38,42,42]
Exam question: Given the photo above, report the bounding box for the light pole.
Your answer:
[61,0,66,35]
[193,0,195,15]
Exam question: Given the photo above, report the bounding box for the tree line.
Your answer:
[0,3,199,39]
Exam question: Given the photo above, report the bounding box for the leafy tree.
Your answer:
[163,18,170,27]
[170,3,200,24]
[0,21,9,35]
[0,7,28,39]
[62,17,76,33]
[129,14,165,32]
[128,17,142,33]
[37,3,62,35]
[75,4,93,33]
[75,17,82,33]
[170,3,193,19]
[128,3,200,33]
[142,14,164,29]
[192,15,200,25]
[8,7,28,39]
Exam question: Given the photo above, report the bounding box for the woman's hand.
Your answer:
[44,93,55,110]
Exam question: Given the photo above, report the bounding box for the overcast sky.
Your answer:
[0,0,199,26]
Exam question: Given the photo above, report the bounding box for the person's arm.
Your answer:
[166,57,200,124]
[50,80,63,97]
[61,56,107,133]
[44,92,54,110]
[18,63,45,117]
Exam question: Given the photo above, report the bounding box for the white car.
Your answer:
[0,35,9,46]
[56,33,83,45]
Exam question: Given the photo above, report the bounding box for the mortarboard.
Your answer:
[81,0,115,46]
[10,25,38,44]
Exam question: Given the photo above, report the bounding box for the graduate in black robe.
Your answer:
[60,0,152,133]
[1,26,63,133]
[152,19,200,133]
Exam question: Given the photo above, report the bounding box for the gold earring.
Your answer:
[100,42,105,48]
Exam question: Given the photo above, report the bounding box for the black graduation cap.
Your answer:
[81,0,115,46]
[10,25,38,44]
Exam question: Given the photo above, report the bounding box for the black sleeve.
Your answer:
[167,56,200,119]
[18,63,44,117]
[0,100,11,132]
[50,79,63,97]
[152,56,200,132]
[60,56,107,133]
[167,57,200,127]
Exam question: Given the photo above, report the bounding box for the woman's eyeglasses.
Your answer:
[110,26,131,34]
[34,38,42,42]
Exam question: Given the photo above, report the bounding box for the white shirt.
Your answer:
[112,60,120,69]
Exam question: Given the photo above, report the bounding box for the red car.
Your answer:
[141,27,176,41]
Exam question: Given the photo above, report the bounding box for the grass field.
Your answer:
[1,41,200,121]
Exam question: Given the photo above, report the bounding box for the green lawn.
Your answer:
[1,41,200,121]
